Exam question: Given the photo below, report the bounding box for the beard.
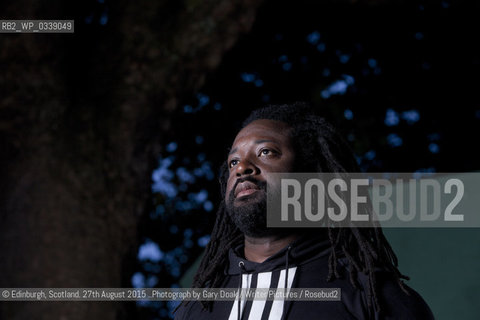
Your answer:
[226,177,280,238]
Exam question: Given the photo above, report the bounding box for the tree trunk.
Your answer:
[0,0,264,319]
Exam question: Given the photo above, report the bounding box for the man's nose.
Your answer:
[235,159,259,177]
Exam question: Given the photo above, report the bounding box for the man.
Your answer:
[175,103,434,319]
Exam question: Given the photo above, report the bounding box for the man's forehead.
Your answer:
[228,120,292,156]
[233,119,291,141]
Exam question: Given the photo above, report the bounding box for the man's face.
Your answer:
[225,119,295,237]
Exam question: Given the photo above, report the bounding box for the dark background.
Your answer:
[0,0,479,319]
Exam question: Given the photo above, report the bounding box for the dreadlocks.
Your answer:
[191,102,410,314]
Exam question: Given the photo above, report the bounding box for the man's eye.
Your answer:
[260,149,274,156]
[229,159,239,168]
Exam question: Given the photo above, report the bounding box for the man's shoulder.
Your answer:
[293,257,434,319]
[373,271,434,320]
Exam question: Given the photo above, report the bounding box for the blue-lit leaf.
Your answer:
[385,109,400,126]
[387,133,403,147]
[306,31,320,44]
[401,110,420,124]
[131,272,144,288]
[241,72,256,82]
[282,62,292,71]
[429,143,440,153]
[138,240,164,262]
[197,235,211,248]
[203,201,214,212]
[166,142,178,152]
[365,150,376,160]
[344,109,353,120]
[197,93,210,108]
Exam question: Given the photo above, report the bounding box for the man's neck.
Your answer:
[244,234,298,263]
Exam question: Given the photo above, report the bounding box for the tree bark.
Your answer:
[0,0,265,319]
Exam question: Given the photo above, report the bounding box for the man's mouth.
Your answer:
[234,181,261,198]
